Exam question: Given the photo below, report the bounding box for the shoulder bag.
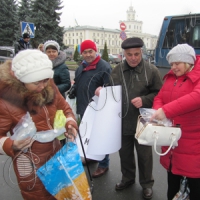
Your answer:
[135,115,182,156]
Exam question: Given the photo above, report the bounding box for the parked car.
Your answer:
[63,48,74,61]
[108,54,121,64]
[112,54,122,61]
[0,46,15,64]
[147,49,155,62]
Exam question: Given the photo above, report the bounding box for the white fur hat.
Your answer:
[12,49,53,83]
[43,40,60,52]
[167,44,196,65]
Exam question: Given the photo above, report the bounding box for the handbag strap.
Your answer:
[136,115,148,138]
[153,132,176,156]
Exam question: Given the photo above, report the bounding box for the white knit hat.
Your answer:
[12,49,53,83]
[167,44,196,65]
[43,40,60,52]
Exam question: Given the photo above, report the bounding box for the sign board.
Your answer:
[20,21,35,38]
[120,22,126,31]
[120,31,127,41]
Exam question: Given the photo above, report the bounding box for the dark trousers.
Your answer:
[119,135,154,188]
[167,171,200,200]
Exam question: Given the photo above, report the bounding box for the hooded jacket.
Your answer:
[153,56,200,178]
[52,51,71,98]
[15,38,32,54]
[0,60,78,200]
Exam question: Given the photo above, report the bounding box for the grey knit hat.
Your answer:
[12,49,53,83]
[43,40,60,52]
[167,44,196,65]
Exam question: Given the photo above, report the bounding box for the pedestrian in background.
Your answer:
[43,40,71,98]
[15,33,32,54]
[0,49,78,200]
[44,40,71,146]
[68,39,112,178]
[152,44,200,200]
[38,43,44,52]
[99,37,162,199]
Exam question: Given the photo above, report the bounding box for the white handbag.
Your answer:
[135,115,182,156]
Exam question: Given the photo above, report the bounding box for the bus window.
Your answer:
[190,24,200,47]
[163,16,200,49]
[155,13,200,76]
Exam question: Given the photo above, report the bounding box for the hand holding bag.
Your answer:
[135,115,182,156]
[36,142,92,200]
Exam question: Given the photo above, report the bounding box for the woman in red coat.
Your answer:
[152,44,200,200]
[0,49,78,199]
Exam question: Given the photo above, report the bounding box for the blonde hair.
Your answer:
[38,43,44,51]
[185,63,194,73]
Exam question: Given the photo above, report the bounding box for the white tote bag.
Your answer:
[76,85,122,159]
[135,115,182,156]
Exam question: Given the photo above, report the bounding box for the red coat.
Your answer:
[153,56,200,178]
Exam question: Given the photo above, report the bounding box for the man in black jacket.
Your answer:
[15,33,32,54]
[70,40,112,178]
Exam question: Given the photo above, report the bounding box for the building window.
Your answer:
[129,25,131,29]
[73,39,74,44]
[93,33,95,36]
[69,39,70,44]
[76,39,78,44]
[76,33,78,36]
[69,33,70,36]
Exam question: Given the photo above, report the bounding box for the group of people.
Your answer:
[0,33,200,200]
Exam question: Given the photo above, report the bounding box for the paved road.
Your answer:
[0,150,167,200]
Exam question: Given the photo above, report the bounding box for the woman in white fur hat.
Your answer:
[0,49,78,200]
[151,44,200,200]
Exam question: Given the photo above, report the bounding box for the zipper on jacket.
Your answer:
[168,151,173,172]
[43,106,53,129]
[174,79,178,86]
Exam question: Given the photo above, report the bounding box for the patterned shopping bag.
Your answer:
[36,142,92,200]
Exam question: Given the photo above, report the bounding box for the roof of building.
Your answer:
[64,25,121,33]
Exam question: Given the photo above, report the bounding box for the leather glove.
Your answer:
[67,86,76,99]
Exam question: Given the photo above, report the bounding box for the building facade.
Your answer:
[63,5,157,54]
[121,5,158,50]
[63,26,122,54]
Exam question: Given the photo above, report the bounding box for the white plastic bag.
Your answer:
[66,95,79,121]
[139,108,172,127]
[10,112,37,141]
[10,112,66,143]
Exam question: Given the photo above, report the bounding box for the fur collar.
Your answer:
[52,51,66,68]
[0,60,55,114]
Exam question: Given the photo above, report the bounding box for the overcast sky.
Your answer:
[60,0,199,36]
